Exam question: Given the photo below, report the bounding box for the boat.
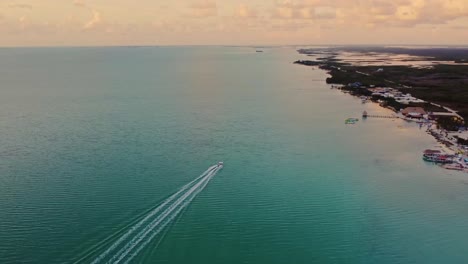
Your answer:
[217,161,224,167]
[441,163,464,171]
[345,117,359,124]
[422,150,454,163]
[423,155,454,163]
[423,149,442,156]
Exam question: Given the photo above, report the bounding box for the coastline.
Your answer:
[295,48,468,173]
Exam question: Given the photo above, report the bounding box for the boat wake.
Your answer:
[78,163,222,264]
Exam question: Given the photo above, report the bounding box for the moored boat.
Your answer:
[345,117,359,124]
[422,149,454,163]
[423,155,454,163]
[441,163,464,171]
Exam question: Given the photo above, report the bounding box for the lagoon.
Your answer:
[1,47,467,263]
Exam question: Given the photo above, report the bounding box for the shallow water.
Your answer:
[0,47,467,263]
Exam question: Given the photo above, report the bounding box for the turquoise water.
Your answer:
[1,47,468,263]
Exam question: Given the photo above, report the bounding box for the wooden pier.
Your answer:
[363,115,397,119]
[362,111,397,119]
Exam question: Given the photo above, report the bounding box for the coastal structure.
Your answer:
[401,107,427,119]
[395,94,425,104]
[429,112,462,118]
[369,88,425,104]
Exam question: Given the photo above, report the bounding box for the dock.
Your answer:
[364,115,397,119]
[362,111,397,119]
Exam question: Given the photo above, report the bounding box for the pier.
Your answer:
[364,115,397,119]
[362,111,397,119]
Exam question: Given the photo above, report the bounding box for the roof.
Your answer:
[401,107,426,115]
[430,112,459,117]
[424,149,442,154]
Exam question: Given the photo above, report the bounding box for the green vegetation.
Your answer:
[325,68,388,87]
[436,116,465,131]
[455,136,468,146]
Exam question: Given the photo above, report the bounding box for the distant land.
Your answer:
[295,46,468,124]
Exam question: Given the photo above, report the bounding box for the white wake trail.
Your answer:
[122,168,219,264]
[91,165,217,264]
[110,167,219,263]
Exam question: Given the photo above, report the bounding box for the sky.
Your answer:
[0,0,468,46]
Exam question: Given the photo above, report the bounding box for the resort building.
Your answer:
[401,107,427,118]
[395,93,425,104]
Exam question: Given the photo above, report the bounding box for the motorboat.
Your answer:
[360,96,368,103]
[345,118,359,124]
[441,163,464,171]
[422,150,454,164]
[217,161,224,167]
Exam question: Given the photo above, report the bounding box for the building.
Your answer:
[401,107,427,118]
[430,112,461,118]
[395,93,425,104]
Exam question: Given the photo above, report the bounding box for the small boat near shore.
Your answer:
[441,163,465,171]
[423,155,454,163]
[345,118,359,124]
[422,149,454,164]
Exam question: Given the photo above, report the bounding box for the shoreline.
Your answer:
[295,49,468,173]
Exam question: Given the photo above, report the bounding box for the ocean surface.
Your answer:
[1,47,468,264]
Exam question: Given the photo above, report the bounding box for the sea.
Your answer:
[1,46,467,264]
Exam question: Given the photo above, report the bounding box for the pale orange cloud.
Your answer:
[73,0,87,8]
[0,0,468,46]
[236,4,257,18]
[8,3,32,9]
[83,10,102,30]
[272,1,336,20]
[188,0,218,17]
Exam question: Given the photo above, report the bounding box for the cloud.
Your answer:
[272,1,299,19]
[314,6,336,19]
[236,4,257,18]
[395,5,419,21]
[73,0,86,7]
[272,1,336,20]
[450,25,468,30]
[189,0,216,9]
[2,0,468,46]
[368,0,468,27]
[268,0,468,28]
[83,10,102,30]
[18,16,28,30]
[188,0,217,17]
[8,3,32,9]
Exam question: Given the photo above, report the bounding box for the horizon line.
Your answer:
[1,44,468,49]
